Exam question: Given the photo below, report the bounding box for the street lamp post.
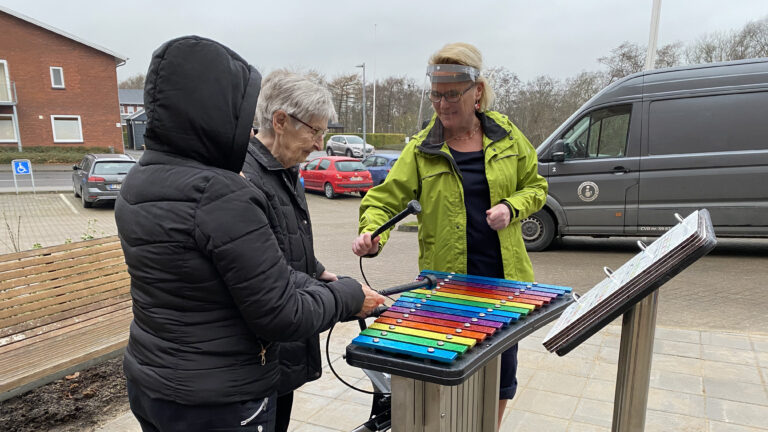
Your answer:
[356,63,366,145]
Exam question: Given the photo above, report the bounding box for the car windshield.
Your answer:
[335,161,366,172]
[92,161,135,175]
[346,136,364,144]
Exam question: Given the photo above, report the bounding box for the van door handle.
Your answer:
[612,166,630,174]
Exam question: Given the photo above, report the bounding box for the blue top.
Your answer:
[449,147,504,279]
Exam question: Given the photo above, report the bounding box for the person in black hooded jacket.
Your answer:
[115,36,385,432]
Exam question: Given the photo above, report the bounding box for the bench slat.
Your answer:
[0,261,128,308]
[0,236,120,264]
[0,294,131,340]
[0,279,129,328]
[0,250,125,292]
[0,241,123,274]
[0,310,132,400]
[0,300,132,351]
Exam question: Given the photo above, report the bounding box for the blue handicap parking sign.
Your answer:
[12,160,31,175]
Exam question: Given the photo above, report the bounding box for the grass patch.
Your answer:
[0,147,118,164]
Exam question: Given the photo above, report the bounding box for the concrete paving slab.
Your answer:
[647,387,706,417]
[644,409,707,432]
[706,398,768,429]
[701,360,765,384]
[500,409,570,431]
[709,420,768,432]
[703,377,768,406]
[570,398,613,428]
[650,369,704,394]
[702,332,754,351]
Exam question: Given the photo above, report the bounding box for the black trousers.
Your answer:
[127,380,277,432]
[275,392,293,432]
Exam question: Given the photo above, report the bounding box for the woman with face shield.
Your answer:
[353,42,548,427]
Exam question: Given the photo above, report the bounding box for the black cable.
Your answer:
[325,321,390,396]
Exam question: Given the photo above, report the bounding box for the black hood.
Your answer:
[143,36,261,173]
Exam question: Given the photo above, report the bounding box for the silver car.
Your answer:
[72,153,136,208]
[325,135,375,158]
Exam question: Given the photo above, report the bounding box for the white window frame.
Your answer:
[0,114,17,143]
[50,115,83,143]
[0,59,11,102]
[50,66,65,89]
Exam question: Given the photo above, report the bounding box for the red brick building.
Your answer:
[0,6,127,152]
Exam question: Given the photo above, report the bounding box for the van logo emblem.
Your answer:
[577,181,599,202]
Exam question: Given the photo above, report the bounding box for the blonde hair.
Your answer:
[428,42,495,112]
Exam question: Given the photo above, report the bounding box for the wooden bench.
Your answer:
[0,236,131,402]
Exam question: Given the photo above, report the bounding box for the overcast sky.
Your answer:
[4,0,767,84]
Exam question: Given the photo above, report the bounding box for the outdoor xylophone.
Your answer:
[347,270,574,386]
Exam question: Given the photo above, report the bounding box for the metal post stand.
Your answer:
[611,290,659,431]
[391,356,500,432]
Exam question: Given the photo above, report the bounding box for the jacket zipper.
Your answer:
[241,397,269,426]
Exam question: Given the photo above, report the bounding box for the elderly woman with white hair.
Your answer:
[241,69,385,432]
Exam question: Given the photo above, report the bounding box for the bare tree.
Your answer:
[326,74,360,129]
[655,42,684,68]
[598,42,645,83]
[118,73,146,89]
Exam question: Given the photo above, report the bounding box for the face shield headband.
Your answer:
[426,64,480,83]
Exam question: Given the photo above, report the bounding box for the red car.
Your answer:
[300,156,373,199]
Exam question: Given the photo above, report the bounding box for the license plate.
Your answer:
[108,184,121,190]
[350,176,362,181]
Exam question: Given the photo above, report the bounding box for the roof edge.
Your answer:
[0,5,128,64]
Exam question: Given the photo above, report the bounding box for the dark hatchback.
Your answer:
[72,154,136,208]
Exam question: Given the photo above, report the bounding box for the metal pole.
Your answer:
[612,290,659,431]
[361,64,366,145]
[644,0,662,71]
[612,4,663,429]
[372,24,376,134]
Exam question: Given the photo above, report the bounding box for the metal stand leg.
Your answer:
[391,356,500,432]
[611,290,659,431]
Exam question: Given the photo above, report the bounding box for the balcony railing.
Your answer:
[0,82,17,106]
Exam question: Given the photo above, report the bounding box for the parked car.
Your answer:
[362,153,399,185]
[528,58,768,251]
[300,156,373,199]
[325,135,375,158]
[72,153,136,208]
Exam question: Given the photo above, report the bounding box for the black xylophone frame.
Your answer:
[346,275,574,432]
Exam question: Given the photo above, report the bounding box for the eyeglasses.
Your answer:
[288,113,328,140]
[428,82,476,103]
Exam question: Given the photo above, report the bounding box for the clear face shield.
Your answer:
[417,64,480,131]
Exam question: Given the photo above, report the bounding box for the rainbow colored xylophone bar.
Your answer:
[352,270,572,363]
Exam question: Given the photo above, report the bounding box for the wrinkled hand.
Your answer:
[352,232,380,257]
[355,284,387,318]
[318,270,338,282]
[486,203,511,231]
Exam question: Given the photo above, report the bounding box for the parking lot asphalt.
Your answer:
[2,179,766,431]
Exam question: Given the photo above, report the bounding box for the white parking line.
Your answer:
[59,193,79,215]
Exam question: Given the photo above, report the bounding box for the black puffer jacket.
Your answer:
[115,36,364,405]
[242,139,326,395]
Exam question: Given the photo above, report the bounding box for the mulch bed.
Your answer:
[0,357,129,432]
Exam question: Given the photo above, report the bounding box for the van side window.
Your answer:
[648,92,768,155]
[561,105,631,160]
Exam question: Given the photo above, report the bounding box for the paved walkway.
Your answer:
[0,182,765,431]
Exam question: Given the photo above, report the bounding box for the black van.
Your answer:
[525,58,768,251]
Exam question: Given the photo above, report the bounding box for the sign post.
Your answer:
[11,159,35,195]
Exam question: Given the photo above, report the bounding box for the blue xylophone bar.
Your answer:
[352,335,457,363]
[393,300,514,324]
[396,295,522,320]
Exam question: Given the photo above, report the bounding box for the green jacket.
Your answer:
[358,111,547,282]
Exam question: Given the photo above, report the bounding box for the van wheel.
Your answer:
[522,211,555,252]
[345,149,353,157]
[324,183,335,199]
[326,147,333,156]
